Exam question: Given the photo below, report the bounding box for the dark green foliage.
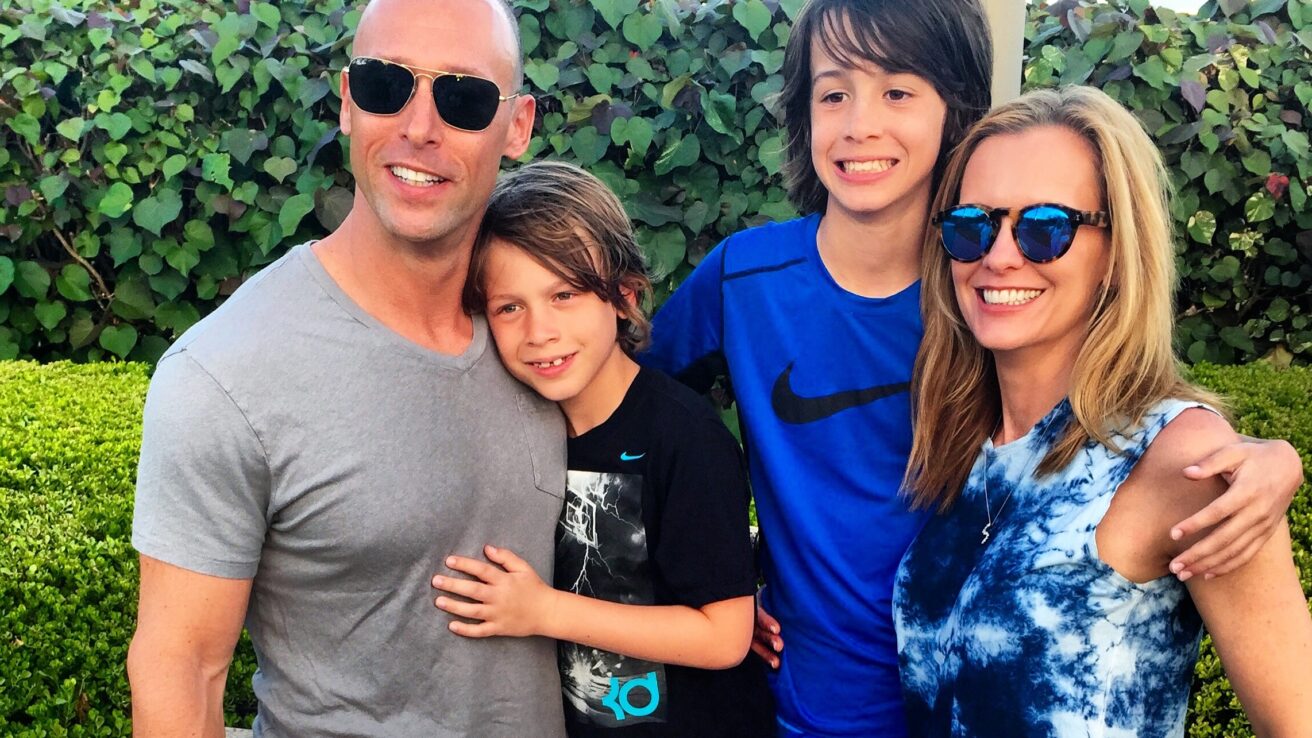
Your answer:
[0,361,1306,734]
[1,1,1307,364]
[1025,0,1312,366]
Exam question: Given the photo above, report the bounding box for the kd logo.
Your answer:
[601,671,660,721]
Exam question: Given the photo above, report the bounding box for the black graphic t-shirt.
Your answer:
[557,368,775,737]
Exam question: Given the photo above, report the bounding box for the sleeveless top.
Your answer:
[893,399,1207,738]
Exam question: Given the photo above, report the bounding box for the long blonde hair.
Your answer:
[905,86,1220,512]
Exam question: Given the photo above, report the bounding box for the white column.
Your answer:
[983,0,1025,105]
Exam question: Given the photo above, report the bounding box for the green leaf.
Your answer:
[622,13,663,52]
[108,228,142,266]
[111,278,156,320]
[14,261,51,300]
[636,226,686,280]
[7,113,40,145]
[251,2,281,29]
[1107,31,1144,62]
[178,225,211,258]
[98,183,135,218]
[1281,129,1310,159]
[130,55,156,82]
[55,265,93,302]
[1241,150,1271,175]
[221,129,265,165]
[733,0,772,41]
[279,193,316,235]
[263,156,297,183]
[1218,325,1255,353]
[1217,67,1239,91]
[569,126,609,166]
[56,118,87,141]
[591,0,640,29]
[39,175,69,203]
[524,60,560,90]
[68,311,97,348]
[757,132,785,175]
[34,300,67,331]
[1133,57,1171,90]
[202,153,235,188]
[103,142,128,166]
[654,135,700,175]
[99,325,139,358]
[1209,255,1242,281]
[315,187,354,231]
[161,154,188,179]
[0,257,14,295]
[155,301,202,334]
[133,189,184,236]
[1187,211,1217,243]
[613,116,654,157]
[164,243,201,276]
[1244,191,1276,222]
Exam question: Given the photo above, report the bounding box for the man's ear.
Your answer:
[502,93,536,160]
[339,71,353,135]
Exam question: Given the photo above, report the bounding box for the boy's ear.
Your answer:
[618,283,640,309]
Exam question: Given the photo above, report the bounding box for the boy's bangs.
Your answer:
[813,5,921,78]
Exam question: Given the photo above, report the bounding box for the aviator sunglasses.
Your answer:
[933,203,1111,263]
[344,56,522,132]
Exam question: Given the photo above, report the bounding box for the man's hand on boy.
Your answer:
[751,588,783,669]
[432,545,558,638]
[1169,437,1304,581]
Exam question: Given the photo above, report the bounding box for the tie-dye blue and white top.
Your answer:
[893,398,1207,738]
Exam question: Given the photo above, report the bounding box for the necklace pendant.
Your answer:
[980,523,992,545]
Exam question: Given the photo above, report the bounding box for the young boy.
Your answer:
[432,161,774,736]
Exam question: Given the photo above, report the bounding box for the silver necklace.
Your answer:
[980,425,1042,545]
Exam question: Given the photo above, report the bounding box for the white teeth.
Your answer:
[389,165,444,186]
[842,159,894,173]
[532,357,566,368]
[982,288,1042,306]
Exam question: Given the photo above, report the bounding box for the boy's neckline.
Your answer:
[815,202,926,299]
[562,354,641,438]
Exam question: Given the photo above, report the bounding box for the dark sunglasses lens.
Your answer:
[433,75,502,131]
[1016,206,1076,262]
[349,59,415,115]
[940,207,995,262]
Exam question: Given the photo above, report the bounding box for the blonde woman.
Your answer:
[893,86,1312,737]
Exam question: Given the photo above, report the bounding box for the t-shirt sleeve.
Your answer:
[652,413,757,609]
[642,239,729,394]
[131,351,271,579]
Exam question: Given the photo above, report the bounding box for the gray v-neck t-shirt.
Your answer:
[133,243,568,737]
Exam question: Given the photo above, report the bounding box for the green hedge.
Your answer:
[0,361,256,735]
[0,360,1307,735]
[0,0,1309,365]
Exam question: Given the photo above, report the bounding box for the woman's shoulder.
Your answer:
[1123,403,1238,527]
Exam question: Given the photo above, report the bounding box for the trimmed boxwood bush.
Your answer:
[0,361,256,735]
[0,359,1307,735]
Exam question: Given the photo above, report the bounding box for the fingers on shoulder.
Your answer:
[1145,409,1238,478]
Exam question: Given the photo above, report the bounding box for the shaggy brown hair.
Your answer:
[465,160,653,355]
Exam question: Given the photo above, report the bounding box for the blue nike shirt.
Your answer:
[642,214,929,738]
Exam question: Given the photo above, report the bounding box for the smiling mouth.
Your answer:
[389,165,446,186]
[840,159,897,174]
[528,353,575,370]
[980,288,1043,306]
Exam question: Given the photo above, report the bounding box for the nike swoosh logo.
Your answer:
[771,363,909,424]
[619,451,646,461]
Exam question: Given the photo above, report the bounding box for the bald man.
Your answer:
[126,1,568,735]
